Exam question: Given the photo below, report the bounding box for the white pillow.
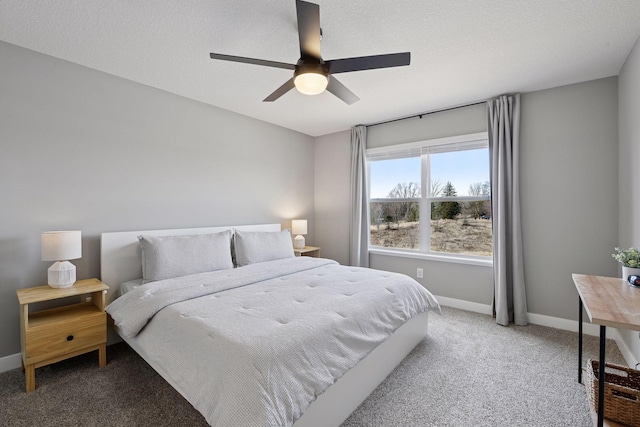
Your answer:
[138,231,233,283]
[234,229,294,267]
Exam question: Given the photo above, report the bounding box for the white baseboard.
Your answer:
[0,352,21,373]
[434,295,492,315]
[436,295,637,368]
[526,311,605,338]
[615,334,639,370]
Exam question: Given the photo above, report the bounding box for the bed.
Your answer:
[101,224,440,427]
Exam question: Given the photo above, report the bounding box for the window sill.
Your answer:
[368,248,493,267]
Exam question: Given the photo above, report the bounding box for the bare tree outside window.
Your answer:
[465,181,491,219]
[386,182,420,227]
[370,182,421,249]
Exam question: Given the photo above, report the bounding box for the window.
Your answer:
[368,132,492,260]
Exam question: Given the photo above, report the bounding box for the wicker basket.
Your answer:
[586,359,640,426]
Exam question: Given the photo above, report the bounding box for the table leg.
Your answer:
[25,364,35,393]
[98,343,107,368]
[598,325,606,427]
[579,297,583,383]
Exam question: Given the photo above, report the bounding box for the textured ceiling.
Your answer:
[1,0,639,137]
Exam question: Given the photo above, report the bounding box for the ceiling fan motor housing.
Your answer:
[293,56,329,95]
[294,56,329,79]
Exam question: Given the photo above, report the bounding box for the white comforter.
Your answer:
[107,257,440,427]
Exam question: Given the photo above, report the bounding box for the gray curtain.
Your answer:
[349,125,369,267]
[487,94,527,326]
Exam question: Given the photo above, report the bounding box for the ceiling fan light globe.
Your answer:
[294,72,329,95]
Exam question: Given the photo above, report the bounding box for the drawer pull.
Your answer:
[66,335,74,341]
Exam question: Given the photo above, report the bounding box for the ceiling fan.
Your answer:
[209,0,411,105]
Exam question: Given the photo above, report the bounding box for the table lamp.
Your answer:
[291,220,307,249]
[41,230,82,288]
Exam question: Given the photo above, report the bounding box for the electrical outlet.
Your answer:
[416,268,423,279]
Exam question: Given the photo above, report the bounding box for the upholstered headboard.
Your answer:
[100,223,281,304]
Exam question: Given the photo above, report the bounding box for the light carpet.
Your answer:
[342,307,624,426]
[0,307,625,426]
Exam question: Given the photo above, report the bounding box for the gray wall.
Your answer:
[314,77,620,321]
[0,41,315,358]
[520,77,619,319]
[619,37,640,254]
[617,36,640,360]
[314,130,351,265]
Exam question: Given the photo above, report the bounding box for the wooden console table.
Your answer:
[573,274,640,427]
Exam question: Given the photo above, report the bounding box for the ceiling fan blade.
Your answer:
[210,53,295,70]
[263,78,296,102]
[326,76,359,105]
[296,0,322,59]
[326,52,411,74]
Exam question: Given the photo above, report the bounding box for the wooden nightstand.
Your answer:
[16,278,109,392]
[294,246,321,257]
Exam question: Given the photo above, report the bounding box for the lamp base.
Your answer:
[47,261,76,288]
[293,235,306,249]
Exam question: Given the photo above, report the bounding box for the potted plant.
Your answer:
[612,247,640,281]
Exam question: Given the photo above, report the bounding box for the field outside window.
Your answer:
[368,135,492,260]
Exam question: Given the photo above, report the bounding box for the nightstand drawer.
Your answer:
[25,313,106,364]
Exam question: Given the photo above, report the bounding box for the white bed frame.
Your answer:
[100,224,430,427]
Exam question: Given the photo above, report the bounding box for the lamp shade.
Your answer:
[41,231,82,261]
[291,220,308,236]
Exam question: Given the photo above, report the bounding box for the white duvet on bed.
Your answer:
[107,257,440,427]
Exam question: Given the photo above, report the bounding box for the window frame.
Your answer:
[367,132,493,266]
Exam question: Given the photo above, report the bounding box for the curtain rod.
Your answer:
[364,100,486,128]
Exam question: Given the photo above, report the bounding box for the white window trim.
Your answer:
[369,247,493,267]
[367,131,493,266]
